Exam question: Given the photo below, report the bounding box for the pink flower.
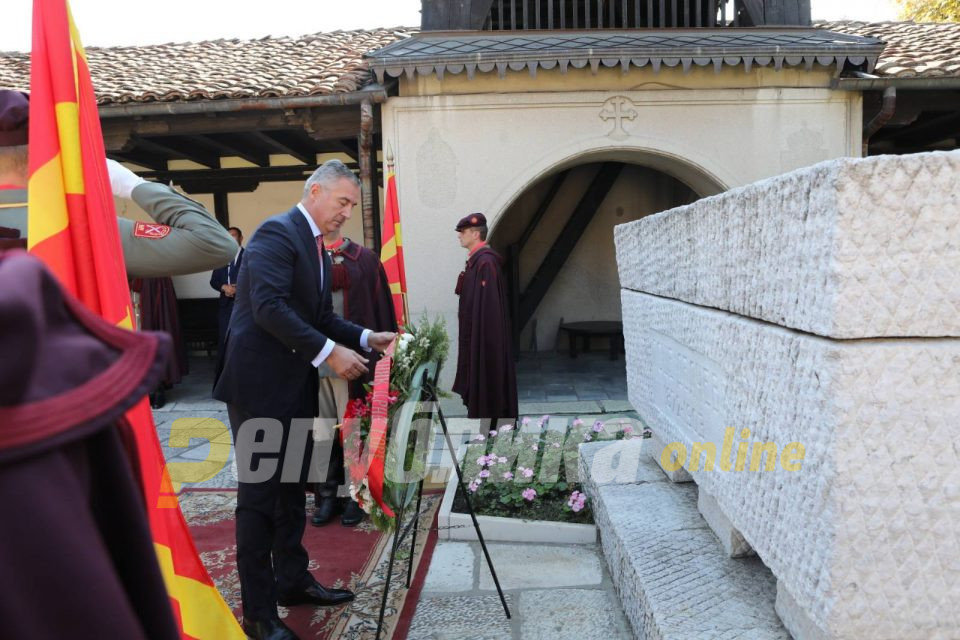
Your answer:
[503,472,514,480]
[468,480,480,493]
[476,456,488,466]
[497,456,507,464]
[592,421,605,433]
[531,443,539,451]
[522,488,537,501]
[572,418,584,427]
[522,468,534,478]
[489,430,498,437]
[499,424,513,432]
[552,442,562,448]
[479,470,490,478]
[583,434,592,442]
[521,417,531,426]
[567,491,587,512]
[472,434,486,442]
[622,425,633,434]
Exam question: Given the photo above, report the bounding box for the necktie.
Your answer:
[316,234,324,289]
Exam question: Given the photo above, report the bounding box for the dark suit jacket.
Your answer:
[213,207,364,418]
[209,247,244,309]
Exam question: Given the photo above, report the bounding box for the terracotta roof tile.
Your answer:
[0,27,416,104]
[2,21,958,103]
[817,20,960,78]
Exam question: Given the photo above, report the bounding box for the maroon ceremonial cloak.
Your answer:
[453,245,519,420]
[133,276,188,386]
[0,251,179,640]
[330,238,398,398]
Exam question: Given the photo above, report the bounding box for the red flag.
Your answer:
[27,1,243,637]
[380,171,408,326]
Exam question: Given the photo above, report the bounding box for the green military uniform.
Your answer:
[0,182,236,277]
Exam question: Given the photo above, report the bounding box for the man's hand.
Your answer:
[368,331,397,353]
[326,345,369,380]
[221,283,237,298]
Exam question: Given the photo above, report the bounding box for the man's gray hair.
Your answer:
[303,159,359,197]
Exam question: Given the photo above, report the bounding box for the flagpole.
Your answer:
[384,144,410,329]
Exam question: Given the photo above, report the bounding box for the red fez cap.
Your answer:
[455,212,487,232]
[0,91,29,147]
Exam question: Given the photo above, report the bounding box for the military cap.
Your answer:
[455,212,487,232]
[0,90,29,147]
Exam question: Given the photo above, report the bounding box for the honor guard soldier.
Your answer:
[452,212,518,431]
[0,89,237,276]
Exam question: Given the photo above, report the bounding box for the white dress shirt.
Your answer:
[297,203,371,367]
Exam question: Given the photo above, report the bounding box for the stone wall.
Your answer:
[616,151,960,639]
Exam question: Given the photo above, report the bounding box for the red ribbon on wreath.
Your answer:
[366,338,396,517]
[341,337,397,518]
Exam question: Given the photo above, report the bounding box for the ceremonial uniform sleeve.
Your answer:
[0,188,28,237]
[119,182,236,278]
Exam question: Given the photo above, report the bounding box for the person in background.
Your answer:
[452,212,519,432]
[209,226,244,355]
[310,222,397,528]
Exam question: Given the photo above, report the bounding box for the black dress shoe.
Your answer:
[310,496,337,527]
[340,499,365,527]
[241,616,299,640]
[277,580,355,607]
[149,388,166,409]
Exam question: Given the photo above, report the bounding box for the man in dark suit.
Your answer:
[213,160,395,640]
[209,226,244,355]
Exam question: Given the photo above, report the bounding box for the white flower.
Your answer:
[348,480,373,514]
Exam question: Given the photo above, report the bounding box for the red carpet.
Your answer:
[179,490,440,639]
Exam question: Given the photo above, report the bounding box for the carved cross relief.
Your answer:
[600,96,638,141]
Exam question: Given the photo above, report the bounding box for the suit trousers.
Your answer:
[313,376,350,498]
[216,299,234,357]
[227,397,316,623]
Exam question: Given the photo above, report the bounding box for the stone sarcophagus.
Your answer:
[615,151,960,640]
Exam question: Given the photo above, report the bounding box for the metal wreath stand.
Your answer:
[373,361,511,639]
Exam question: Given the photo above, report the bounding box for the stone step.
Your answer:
[580,440,790,640]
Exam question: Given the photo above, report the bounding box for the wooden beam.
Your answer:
[100,106,363,141]
[249,131,316,165]
[518,163,624,329]
[517,169,568,250]
[134,163,373,185]
[324,139,359,162]
[132,135,221,169]
[213,192,230,227]
[304,108,373,141]
[179,179,262,194]
[194,134,270,167]
[884,112,960,147]
[109,151,167,171]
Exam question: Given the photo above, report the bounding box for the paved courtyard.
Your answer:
[152,352,635,639]
[409,541,631,640]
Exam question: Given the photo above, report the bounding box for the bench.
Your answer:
[558,320,624,360]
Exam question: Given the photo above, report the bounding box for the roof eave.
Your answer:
[96,85,391,118]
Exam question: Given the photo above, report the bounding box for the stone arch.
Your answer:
[485,142,730,239]
[485,142,728,352]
